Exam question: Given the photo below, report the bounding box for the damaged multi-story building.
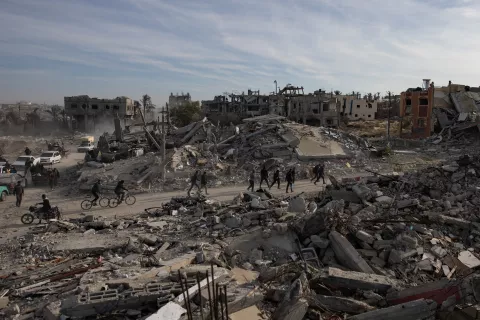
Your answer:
[287,89,341,127]
[399,79,480,139]
[64,95,135,131]
[338,94,379,121]
[168,92,191,109]
[202,85,339,127]
[202,89,272,123]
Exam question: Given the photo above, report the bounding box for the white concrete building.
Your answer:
[339,96,378,120]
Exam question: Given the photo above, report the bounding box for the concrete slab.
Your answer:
[146,302,186,320]
[229,267,259,285]
[52,235,128,253]
[318,267,402,293]
[230,305,262,320]
[329,231,374,274]
[458,251,480,268]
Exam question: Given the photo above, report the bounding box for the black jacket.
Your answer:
[92,182,100,193]
[42,198,51,211]
[14,185,24,197]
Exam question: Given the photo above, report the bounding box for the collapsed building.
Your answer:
[64,95,136,132]
[399,79,480,140]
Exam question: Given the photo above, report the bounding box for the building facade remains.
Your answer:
[399,80,435,139]
[168,92,191,109]
[287,90,340,127]
[339,95,378,121]
[64,95,135,131]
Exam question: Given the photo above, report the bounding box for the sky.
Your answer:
[1,0,480,105]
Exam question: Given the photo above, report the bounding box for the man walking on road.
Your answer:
[313,163,326,185]
[188,170,200,196]
[259,166,269,188]
[285,169,294,193]
[48,170,55,190]
[247,170,255,191]
[200,171,208,195]
[270,169,280,189]
[14,181,24,207]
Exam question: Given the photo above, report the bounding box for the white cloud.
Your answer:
[1,0,480,104]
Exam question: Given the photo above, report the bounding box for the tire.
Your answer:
[99,197,110,208]
[81,200,92,210]
[109,198,119,208]
[0,191,6,202]
[125,195,136,205]
[21,213,34,224]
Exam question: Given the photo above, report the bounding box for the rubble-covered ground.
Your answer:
[2,115,480,319]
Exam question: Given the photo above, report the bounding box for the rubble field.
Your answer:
[1,153,480,319]
[2,114,479,319]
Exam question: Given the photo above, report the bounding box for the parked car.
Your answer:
[13,156,40,168]
[0,166,20,174]
[0,185,9,201]
[39,151,62,165]
[0,174,26,192]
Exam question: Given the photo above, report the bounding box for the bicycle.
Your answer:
[108,192,136,208]
[81,194,111,210]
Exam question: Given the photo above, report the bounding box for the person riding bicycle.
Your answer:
[115,180,128,203]
[91,180,101,206]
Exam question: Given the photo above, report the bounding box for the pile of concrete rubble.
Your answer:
[3,155,480,319]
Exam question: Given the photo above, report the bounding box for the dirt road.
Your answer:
[0,176,333,238]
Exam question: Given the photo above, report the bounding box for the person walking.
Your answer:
[285,169,294,193]
[53,168,60,188]
[291,167,296,192]
[13,181,24,207]
[270,169,280,189]
[187,170,200,196]
[259,166,269,188]
[48,170,54,190]
[247,170,255,191]
[200,171,208,195]
[311,164,320,183]
[25,147,32,155]
[314,163,326,185]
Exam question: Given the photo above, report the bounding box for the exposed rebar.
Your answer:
[196,272,205,320]
[223,284,229,319]
[219,285,225,320]
[206,270,214,320]
[178,270,192,320]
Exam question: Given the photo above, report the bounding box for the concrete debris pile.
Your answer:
[4,154,480,319]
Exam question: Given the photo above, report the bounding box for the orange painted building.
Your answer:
[399,82,435,139]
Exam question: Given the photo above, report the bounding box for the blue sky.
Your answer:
[1,0,479,105]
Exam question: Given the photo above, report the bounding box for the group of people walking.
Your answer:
[246,162,327,194]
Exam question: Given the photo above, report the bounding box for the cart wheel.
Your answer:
[81,200,92,210]
[99,197,110,208]
[125,195,136,205]
[109,198,119,208]
[21,213,34,225]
